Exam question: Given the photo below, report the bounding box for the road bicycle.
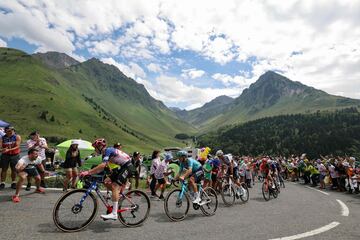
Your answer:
[164,180,218,221]
[53,174,150,232]
[262,176,279,201]
[220,175,249,206]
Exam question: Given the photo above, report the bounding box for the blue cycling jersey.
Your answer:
[179,158,202,173]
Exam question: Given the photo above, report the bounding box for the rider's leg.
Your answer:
[111,182,120,215]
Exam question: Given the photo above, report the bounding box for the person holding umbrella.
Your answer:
[63,140,82,191]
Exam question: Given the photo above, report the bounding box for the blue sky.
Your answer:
[0,0,359,110]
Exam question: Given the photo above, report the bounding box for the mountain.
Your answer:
[33,52,79,69]
[0,47,195,152]
[174,95,234,126]
[198,108,360,158]
[185,71,360,131]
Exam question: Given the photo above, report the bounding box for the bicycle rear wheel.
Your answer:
[164,189,190,221]
[118,190,151,227]
[53,189,98,232]
[221,183,235,206]
[239,183,249,203]
[200,187,218,216]
[262,182,271,201]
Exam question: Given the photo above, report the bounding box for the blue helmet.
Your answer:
[176,150,187,158]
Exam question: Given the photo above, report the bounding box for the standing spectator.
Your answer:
[26,131,48,189]
[154,153,173,200]
[317,159,327,189]
[128,151,141,191]
[12,149,47,203]
[63,140,82,191]
[0,126,21,190]
[328,159,339,190]
[149,150,161,198]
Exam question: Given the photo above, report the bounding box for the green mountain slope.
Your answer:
[198,108,360,158]
[173,95,234,127]
[0,48,195,152]
[194,71,360,131]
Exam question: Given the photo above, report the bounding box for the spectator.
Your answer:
[12,148,47,203]
[63,140,82,191]
[26,131,48,189]
[128,151,141,191]
[154,153,173,200]
[149,150,161,198]
[0,126,21,190]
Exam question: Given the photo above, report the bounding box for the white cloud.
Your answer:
[0,38,7,47]
[147,63,162,73]
[101,57,146,79]
[1,0,360,102]
[212,73,251,87]
[140,75,243,110]
[181,68,206,79]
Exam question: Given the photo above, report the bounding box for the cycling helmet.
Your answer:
[176,150,188,158]
[215,150,224,156]
[92,138,107,149]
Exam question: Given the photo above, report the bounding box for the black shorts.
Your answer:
[109,163,132,185]
[227,167,239,180]
[24,165,40,177]
[190,167,204,183]
[211,173,218,182]
[157,178,166,184]
[0,154,20,169]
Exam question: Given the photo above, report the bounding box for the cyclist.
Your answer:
[216,150,243,196]
[175,150,203,204]
[80,138,132,220]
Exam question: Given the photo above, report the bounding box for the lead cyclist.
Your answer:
[80,138,133,220]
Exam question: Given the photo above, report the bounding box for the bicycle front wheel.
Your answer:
[262,182,270,201]
[118,190,151,227]
[221,183,235,206]
[53,189,98,232]
[200,187,218,216]
[239,183,249,203]
[164,189,190,221]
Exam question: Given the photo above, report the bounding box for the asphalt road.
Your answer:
[0,181,359,240]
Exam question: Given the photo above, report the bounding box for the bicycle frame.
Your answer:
[78,180,137,214]
[177,180,210,204]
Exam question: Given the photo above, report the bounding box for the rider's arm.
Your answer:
[181,168,192,179]
[88,162,106,175]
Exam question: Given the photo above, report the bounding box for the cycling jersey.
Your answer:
[179,158,202,173]
[2,134,20,155]
[102,147,131,168]
[222,154,238,168]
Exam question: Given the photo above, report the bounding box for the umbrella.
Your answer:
[0,119,10,128]
[56,139,94,160]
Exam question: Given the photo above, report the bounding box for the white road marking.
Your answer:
[305,186,329,195]
[268,222,340,240]
[336,199,349,217]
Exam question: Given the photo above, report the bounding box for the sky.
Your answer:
[0,0,359,110]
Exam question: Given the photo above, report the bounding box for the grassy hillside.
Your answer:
[0,48,195,153]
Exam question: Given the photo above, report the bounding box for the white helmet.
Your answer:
[215,150,224,156]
